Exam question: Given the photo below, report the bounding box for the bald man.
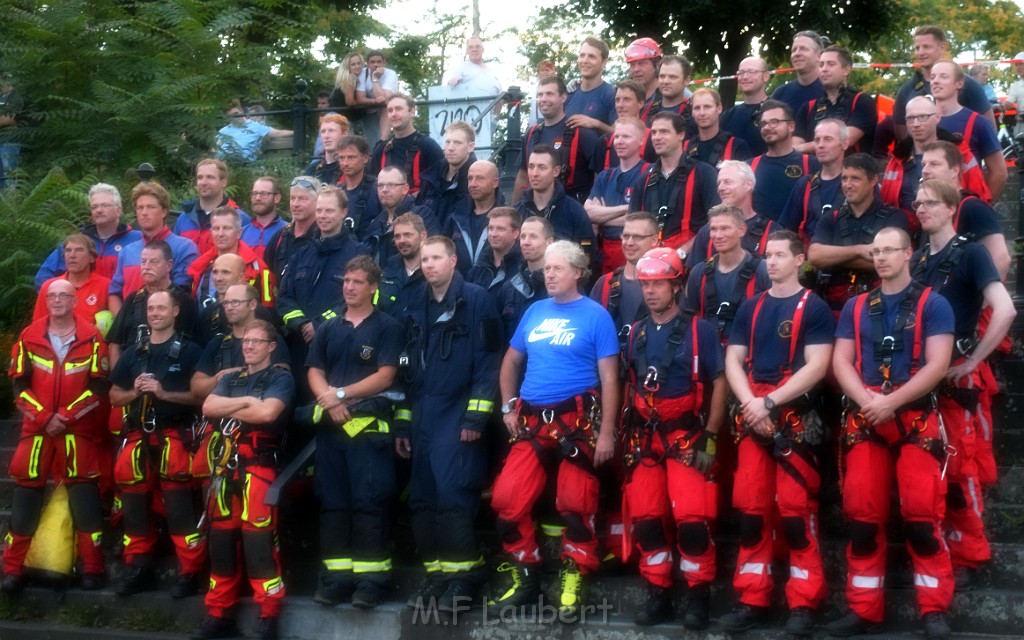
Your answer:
[196,253,277,346]
[447,160,503,274]
[721,57,772,156]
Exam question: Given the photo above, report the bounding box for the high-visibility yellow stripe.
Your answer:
[160,436,170,477]
[541,523,566,537]
[423,559,441,573]
[262,271,272,302]
[261,576,283,594]
[91,341,100,373]
[467,399,494,412]
[65,434,78,478]
[394,409,412,421]
[14,342,24,375]
[18,391,44,412]
[373,290,380,305]
[89,531,102,545]
[376,419,390,434]
[209,577,217,590]
[352,559,392,573]
[312,405,324,424]
[185,532,202,548]
[67,390,94,411]
[131,443,144,483]
[217,477,230,516]
[123,534,132,547]
[321,310,337,320]
[27,352,54,371]
[27,436,43,479]
[282,310,306,323]
[324,558,353,572]
[441,556,485,573]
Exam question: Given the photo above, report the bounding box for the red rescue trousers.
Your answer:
[205,454,284,619]
[841,405,953,622]
[113,430,205,574]
[731,384,826,610]
[491,398,601,574]
[622,423,717,589]
[937,366,992,570]
[5,431,105,576]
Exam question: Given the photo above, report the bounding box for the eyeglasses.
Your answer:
[868,246,908,258]
[911,199,944,210]
[757,118,792,128]
[621,233,656,242]
[222,299,254,307]
[251,190,277,198]
[240,337,272,346]
[377,182,407,189]
[45,293,75,301]
[905,113,937,123]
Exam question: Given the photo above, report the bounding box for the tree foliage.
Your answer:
[0,0,385,186]
[573,0,904,76]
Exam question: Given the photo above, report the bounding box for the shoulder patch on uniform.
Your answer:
[360,345,374,360]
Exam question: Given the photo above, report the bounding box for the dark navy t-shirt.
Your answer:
[955,196,1002,239]
[751,152,820,223]
[305,309,404,385]
[939,108,1001,162]
[911,240,1000,336]
[836,285,954,386]
[894,73,991,126]
[565,81,618,126]
[630,315,724,397]
[729,289,835,384]
[720,102,766,156]
[587,163,646,239]
[771,79,824,117]
[779,173,843,237]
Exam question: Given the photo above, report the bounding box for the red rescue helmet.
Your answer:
[636,247,684,281]
[625,38,663,63]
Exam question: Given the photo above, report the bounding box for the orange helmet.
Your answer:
[625,38,663,63]
[636,247,684,281]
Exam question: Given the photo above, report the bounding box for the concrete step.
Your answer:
[2,583,1022,639]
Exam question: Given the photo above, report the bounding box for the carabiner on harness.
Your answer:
[643,366,660,393]
[221,418,241,437]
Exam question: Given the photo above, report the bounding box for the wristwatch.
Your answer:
[335,387,347,401]
[763,395,776,411]
[501,397,519,415]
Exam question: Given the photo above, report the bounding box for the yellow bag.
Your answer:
[24,483,76,577]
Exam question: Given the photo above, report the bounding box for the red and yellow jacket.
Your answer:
[9,318,110,435]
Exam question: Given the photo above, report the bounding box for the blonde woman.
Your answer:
[329,53,365,109]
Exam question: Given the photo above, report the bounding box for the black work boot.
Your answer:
[190,615,239,640]
[406,572,447,608]
[635,583,674,626]
[682,583,710,630]
[170,571,202,598]
[923,611,951,640]
[719,603,770,632]
[486,562,541,613]
[825,610,882,636]
[437,578,476,613]
[115,565,156,596]
[785,606,815,637]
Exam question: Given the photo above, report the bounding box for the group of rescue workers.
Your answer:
[4,23,1016,640]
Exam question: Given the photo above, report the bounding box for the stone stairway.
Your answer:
[0,398,1020,640]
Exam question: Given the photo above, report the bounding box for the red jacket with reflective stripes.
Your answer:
[9,318,110,435]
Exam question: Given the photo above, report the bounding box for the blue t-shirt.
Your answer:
[588,163,646,239]
[751,152,820,224]
[510,296,619,405]
[836,285,954,386]
[939,108,1001,161]
[955,196,1002,239]
[911,240,1000,337]
[729,289,835,384]
[771,78,824,117]
[720,102,766,156]
[894,73,991,126]
[629,315,724,397]
[216,121,272,162]
[684,257,771,341]
[779,173,843,237]
[565,81,618,126]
